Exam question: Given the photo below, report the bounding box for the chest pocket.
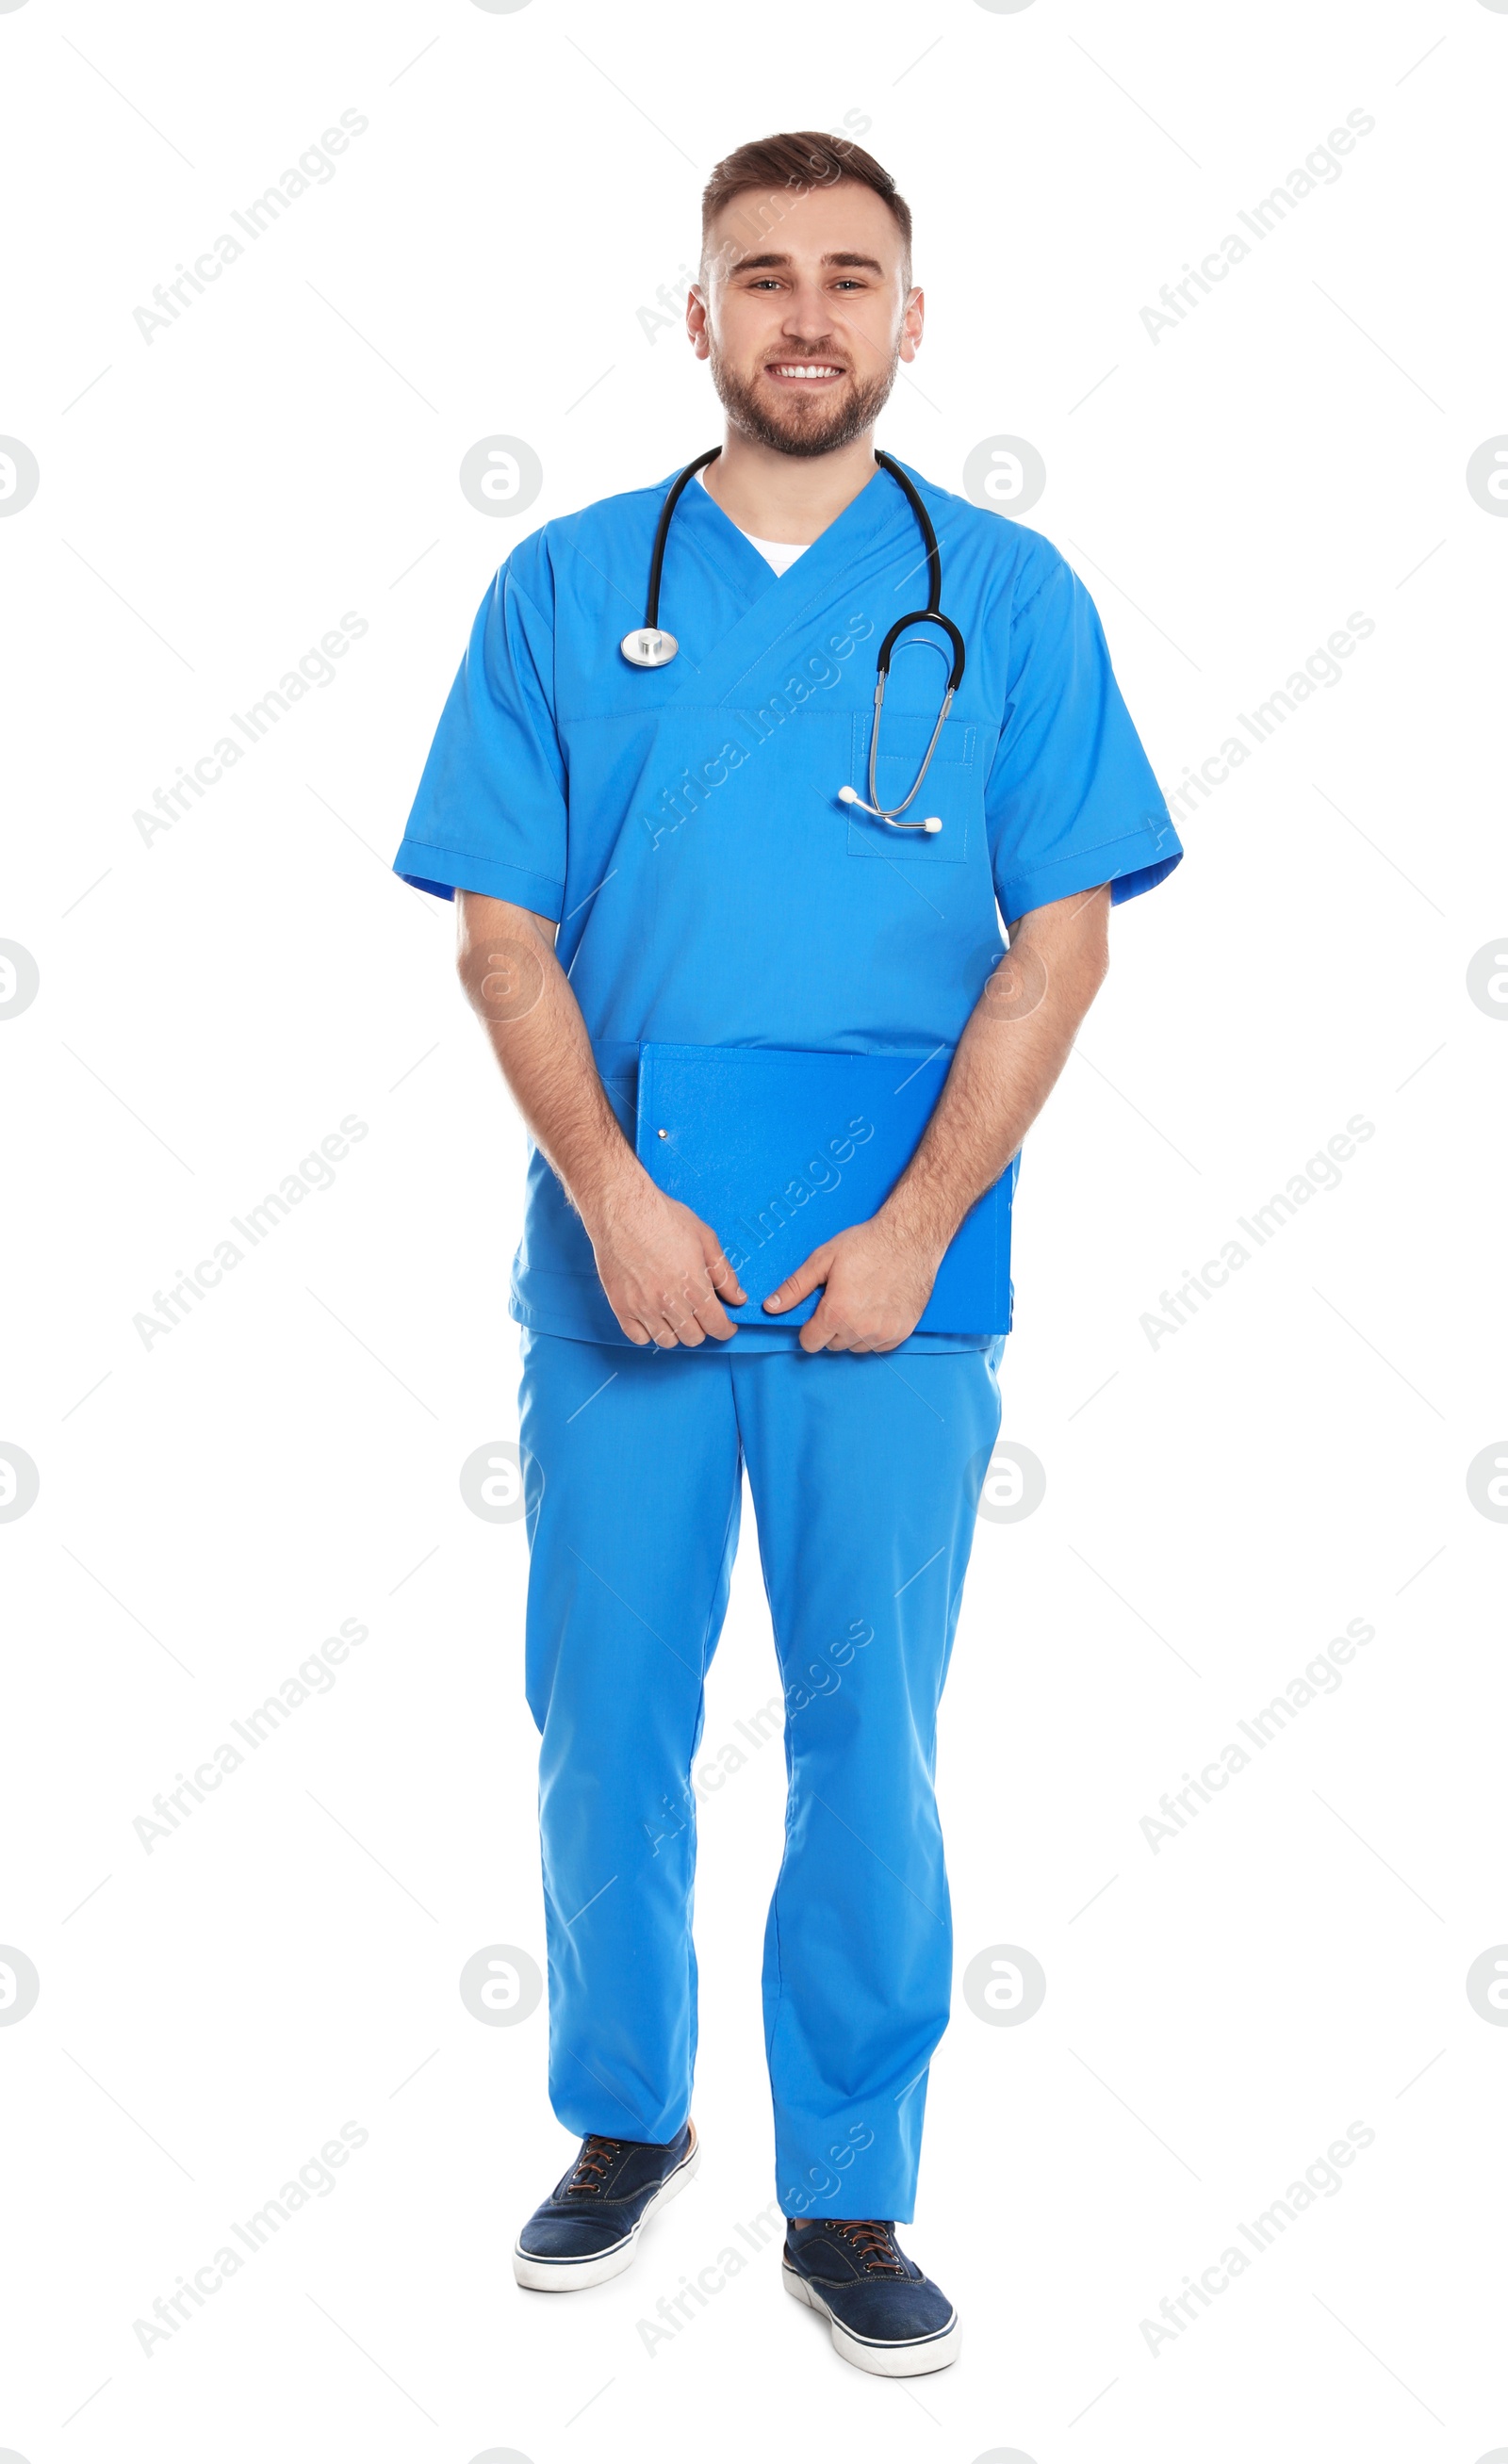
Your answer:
[844,711,978,866]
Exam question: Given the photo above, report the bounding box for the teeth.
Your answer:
[773,364,840,379]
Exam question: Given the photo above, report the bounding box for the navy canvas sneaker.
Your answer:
[782,2217,960,2375]
[513,2122,699,2290]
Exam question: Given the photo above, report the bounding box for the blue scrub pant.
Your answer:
[516,1329,1002,2225]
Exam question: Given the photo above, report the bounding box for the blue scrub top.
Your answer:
[393,457,1183,1350]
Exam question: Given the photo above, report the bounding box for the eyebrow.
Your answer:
[728,250,886,277]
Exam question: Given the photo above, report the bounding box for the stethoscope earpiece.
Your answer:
[626,448,963,834]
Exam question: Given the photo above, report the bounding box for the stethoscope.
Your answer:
[620,447,965,835]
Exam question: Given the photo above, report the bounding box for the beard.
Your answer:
[706,340,900,459]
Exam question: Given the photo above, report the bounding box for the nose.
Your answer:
[779,283,834,343]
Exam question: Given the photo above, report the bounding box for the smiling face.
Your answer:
[692,179,923,458]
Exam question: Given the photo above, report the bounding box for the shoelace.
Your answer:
[565,2135,623,2195]
[835,2219,906,2276]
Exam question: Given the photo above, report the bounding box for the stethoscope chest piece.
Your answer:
[620,627,680,668]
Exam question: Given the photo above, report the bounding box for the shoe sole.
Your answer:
[782,2262,961,2377]
[512,2129,699,2291]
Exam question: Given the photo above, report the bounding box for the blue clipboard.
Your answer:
[633,1043,1016,1336]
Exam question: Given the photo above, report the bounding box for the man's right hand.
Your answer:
[584,1166,746,1347]
[454,894,745,1346]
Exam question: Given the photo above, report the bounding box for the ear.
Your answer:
[899,286,925,362]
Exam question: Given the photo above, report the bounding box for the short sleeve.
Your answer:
[392,558,568,917]
[986,549,1182,926]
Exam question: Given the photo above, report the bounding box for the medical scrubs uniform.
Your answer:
[394,459,1181,2220]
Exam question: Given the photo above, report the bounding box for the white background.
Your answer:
[3,1,1505,2457]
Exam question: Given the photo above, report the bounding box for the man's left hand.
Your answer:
[762,1215,942,1354]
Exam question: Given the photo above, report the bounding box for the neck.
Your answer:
[702,426,879,545]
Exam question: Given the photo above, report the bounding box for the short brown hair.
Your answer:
[700,130,912,271]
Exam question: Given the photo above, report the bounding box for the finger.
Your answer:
[663,1281,722,1346]
[763,1243,835,1314]
[656,1297,702,1347]
[699,1223,746,1305]
[848,1322,904,1353]
[800,1300,850,1355]
[691,1291,736,1342]
[846,1320,889,1353]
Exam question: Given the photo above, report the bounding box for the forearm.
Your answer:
[456,890,744,1346]
[455,892,641,1230]
[879,885,1112,1262]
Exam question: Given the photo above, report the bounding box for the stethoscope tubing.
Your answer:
[645,447,723,631]
[632,447,966,830]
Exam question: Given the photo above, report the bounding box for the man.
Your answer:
[394,130,1181,2377]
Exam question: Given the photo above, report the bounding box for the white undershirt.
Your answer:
[697,469,810,576]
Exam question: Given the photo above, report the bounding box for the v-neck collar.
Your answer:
[670,455,910,614]
[692,470,809,576]
[653,455,917,706]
